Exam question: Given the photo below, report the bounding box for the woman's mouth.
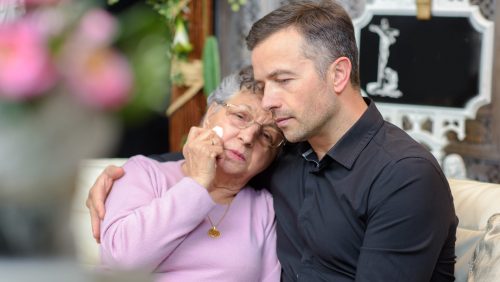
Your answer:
[227,149,246,161]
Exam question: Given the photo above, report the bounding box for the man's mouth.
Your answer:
[275,117,291,127]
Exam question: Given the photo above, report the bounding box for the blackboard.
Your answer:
[359,15,482,108]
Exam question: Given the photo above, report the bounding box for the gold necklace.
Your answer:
[207,202,232,239]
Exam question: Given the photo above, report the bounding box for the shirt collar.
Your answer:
[299,98,385,169]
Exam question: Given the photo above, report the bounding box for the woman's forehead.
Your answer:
[227,91,263,109]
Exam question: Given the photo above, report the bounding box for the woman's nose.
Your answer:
[238,123,261,146]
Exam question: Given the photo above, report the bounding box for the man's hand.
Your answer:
[86,165,125,243]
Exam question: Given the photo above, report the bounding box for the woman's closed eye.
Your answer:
[261,127,280,144]
[231,111,251,122]
[261,130,273,142]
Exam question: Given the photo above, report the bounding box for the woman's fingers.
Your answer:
[182,127,223,188]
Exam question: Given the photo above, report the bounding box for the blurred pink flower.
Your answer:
[65,48,133,109]
[30,4,71,39]
[0,19,57,100]
[0,1,134,111]
[77,9,117,47]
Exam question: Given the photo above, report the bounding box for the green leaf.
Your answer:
[202,36,221,97]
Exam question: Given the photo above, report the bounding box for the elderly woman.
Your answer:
[99,66,283,282]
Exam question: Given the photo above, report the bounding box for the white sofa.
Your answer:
[71,159,128,269]
[72,159,500,281]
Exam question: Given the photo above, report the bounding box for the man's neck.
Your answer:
[309,95,368,160]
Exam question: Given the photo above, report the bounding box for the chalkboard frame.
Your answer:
[353,0,494,119]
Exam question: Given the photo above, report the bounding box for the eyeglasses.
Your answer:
[220,103,285,148]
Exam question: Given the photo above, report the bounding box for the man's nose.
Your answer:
[261,83,281,112]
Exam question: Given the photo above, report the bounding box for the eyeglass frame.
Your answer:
[217,102,286,148]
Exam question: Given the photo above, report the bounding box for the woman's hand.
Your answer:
[182,126,223,189]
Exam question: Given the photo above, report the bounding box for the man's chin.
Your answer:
[283,131,307,144]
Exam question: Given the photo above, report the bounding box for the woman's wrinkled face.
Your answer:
[205,91,282,180]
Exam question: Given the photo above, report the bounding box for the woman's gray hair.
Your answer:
[207,65,262,105]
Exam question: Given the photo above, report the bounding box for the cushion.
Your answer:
[467,213,500,281]
[449,179,500,281]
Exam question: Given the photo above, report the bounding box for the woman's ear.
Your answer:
[202,103,218,127]
[329,57,352,93]
[205,104,215,116]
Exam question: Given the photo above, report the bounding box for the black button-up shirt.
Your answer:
[258,99,457,281]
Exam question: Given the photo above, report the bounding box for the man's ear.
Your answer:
[329,57,352,93]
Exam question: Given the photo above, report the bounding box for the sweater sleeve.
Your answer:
[100,156,216,270]
[260,191,281,282]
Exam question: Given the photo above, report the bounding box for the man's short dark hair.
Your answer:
[246,0,360,87]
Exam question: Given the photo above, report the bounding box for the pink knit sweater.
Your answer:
[100,156,280,282]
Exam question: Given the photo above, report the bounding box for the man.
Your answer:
[87,1,457,281]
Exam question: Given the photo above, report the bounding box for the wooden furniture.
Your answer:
[168,0,213,152]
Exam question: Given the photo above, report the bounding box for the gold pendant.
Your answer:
[208,226,221,238]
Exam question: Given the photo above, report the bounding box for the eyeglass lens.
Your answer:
[224,104,284,148]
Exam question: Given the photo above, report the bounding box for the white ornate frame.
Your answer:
[353,0,494,178]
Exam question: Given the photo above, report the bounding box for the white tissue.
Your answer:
[212,126,223,138]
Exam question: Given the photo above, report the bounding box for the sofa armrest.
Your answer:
[71,158,128,268]
[449,178,500,281]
